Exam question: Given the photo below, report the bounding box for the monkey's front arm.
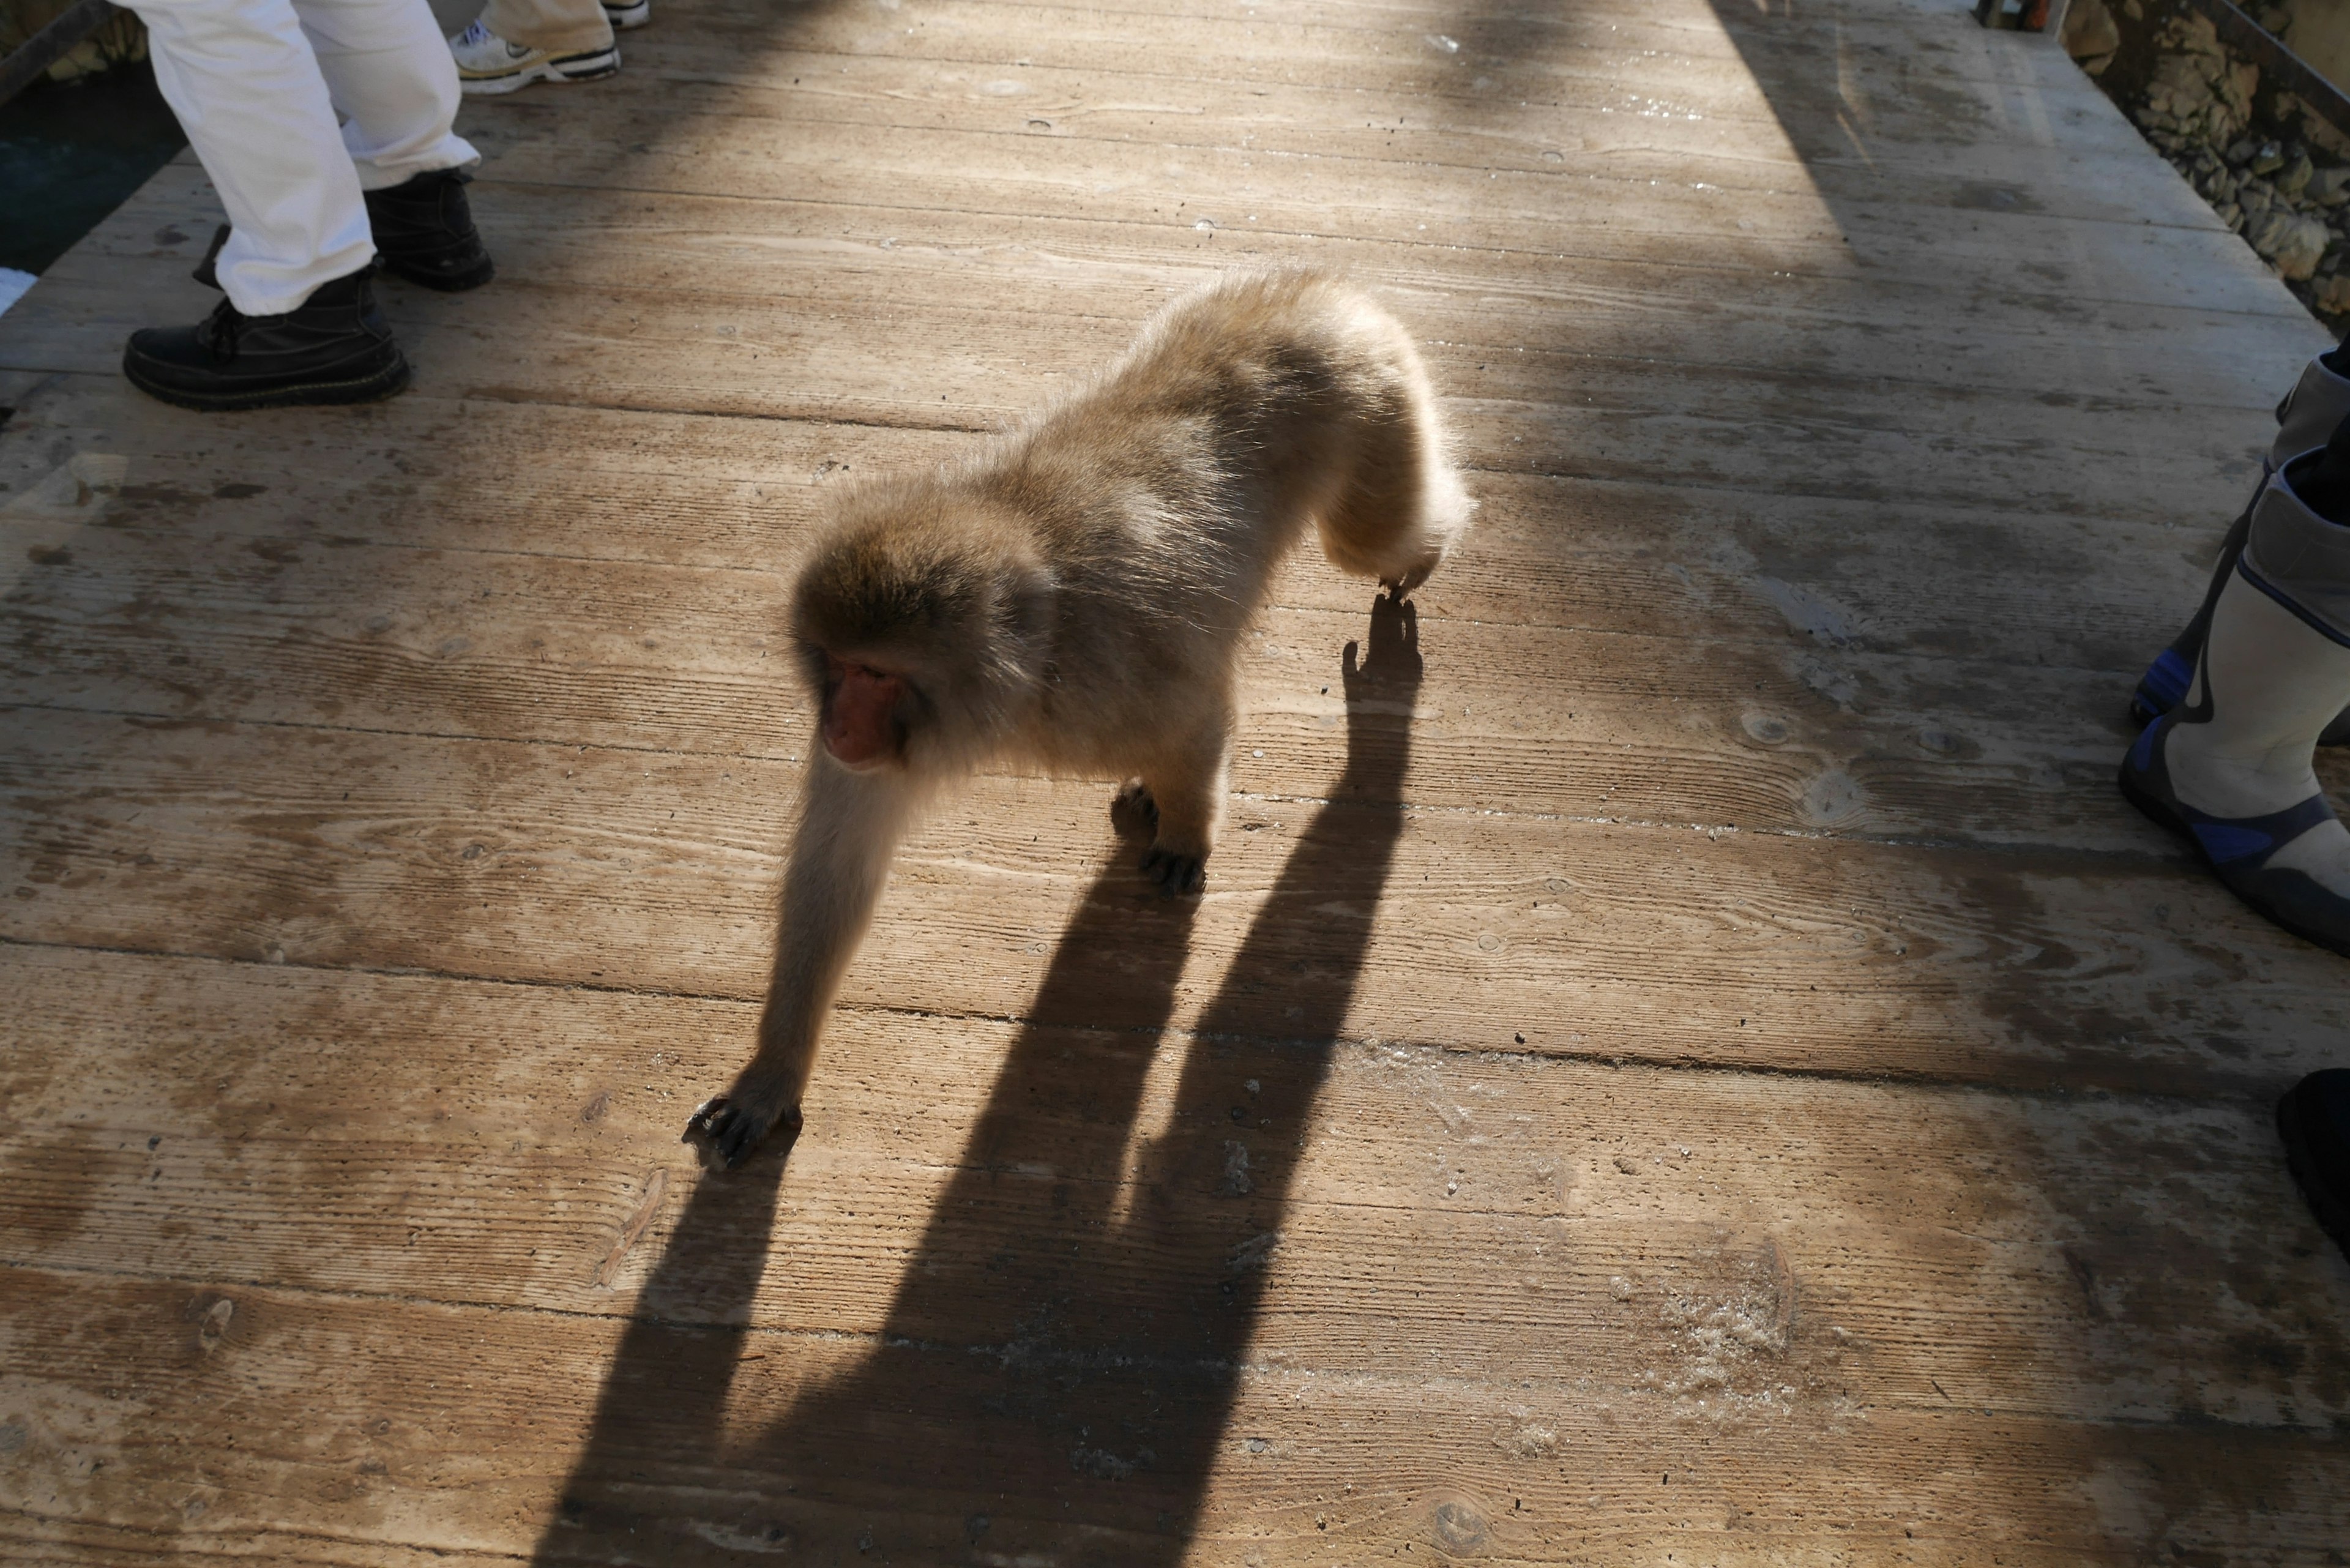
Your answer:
[683,758,918,1172]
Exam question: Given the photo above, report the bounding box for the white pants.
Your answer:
[127,0,477,315]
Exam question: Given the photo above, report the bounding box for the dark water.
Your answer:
[0,58,185,275]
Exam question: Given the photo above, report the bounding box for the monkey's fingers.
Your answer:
[1140,846,1206,897]
[1381,561,1433,600]
[681,1096,802,1173]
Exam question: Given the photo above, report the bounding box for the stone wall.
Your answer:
[2067,0,2350,319]
[0,0,147,84]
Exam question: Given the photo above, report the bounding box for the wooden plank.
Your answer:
[2,1260,2345,1564]
[0,486,2276,870]
[0,1520,518,1568]
[3,710,2345,1091]
[6,944,2346,1424]
[18,129,2300,340]
[1,245,2315,534]
[0,378,2280,685]
[427,30,2209,226]
[0,487,2218,758]
[0,440,2237,737]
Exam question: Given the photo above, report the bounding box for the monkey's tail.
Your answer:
[1310,296,1477,597]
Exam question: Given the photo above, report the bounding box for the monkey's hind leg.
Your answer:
[1126,705,1233,897]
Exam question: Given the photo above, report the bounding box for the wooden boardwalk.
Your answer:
[4,0,2348,1559]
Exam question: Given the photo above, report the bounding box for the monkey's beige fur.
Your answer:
[684,268,1472,1170]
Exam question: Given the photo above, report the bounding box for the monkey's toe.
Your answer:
[681,1095,802,1173]
[1140,845,1206,897]
[1112,778,1160,837]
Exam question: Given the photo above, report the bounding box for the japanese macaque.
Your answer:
[682,268,1473,1171]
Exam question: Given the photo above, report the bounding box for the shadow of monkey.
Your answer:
[537,592,1425,1565]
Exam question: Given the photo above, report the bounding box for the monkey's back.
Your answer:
[792,268,1465,778]
[980,271,1453,732]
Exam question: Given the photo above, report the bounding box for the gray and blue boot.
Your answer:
[2134,346,2350,744]
[2121,437,2350,957]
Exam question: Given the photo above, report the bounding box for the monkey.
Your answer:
[682,267,1474,1172]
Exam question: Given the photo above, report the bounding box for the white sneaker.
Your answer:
[449,19,619,95]
[603,0,651,29]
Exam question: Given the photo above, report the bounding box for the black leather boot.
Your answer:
[122,266,410,411]
[189,169,493,296]
[2279,1070,2350,1266]
[363,167,495,292]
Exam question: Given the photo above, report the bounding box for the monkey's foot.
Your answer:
[1111,778,1160,837]
[681,1095,803,1173]
[1140,844,1206,897]
[1380,559,1434,599]
[1116,781,1204,893]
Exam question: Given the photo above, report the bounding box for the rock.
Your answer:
[2250,208,2331,278]
[2280,154,2316,198]
[2157,12,2215,53]
[2320,275,2350,315]
[2217,200,2245,231]
[2062,0,2121,59]
[2242,178,2276,217]
[2151,54,2215,108]
[2289,95,2350,161]
[2312,167,2350,206]
[2229,136,2263,164]
[2228,62,2259,115]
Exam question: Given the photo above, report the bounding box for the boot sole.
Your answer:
[380,253,496,293]
[458,48,619,94]
[2118,738,2350,960]
[605,1,651,27]
[124,353,412,413]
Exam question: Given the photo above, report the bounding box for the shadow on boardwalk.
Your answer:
[536,594,1424,1564]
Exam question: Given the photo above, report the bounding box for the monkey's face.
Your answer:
[819,652,914,771]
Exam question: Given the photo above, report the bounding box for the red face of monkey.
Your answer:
[820,653,909,769]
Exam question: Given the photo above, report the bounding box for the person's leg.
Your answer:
[293,0,477,192]
[129,0,371,316]
[2135,345,2350,741]
[292,0,494,291]
[119,0,409,408]
[480,0,611,53]
[2121,414,2350,954]
[453,0,616,94]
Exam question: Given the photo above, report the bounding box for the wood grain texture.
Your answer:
[1,0,2346,1559]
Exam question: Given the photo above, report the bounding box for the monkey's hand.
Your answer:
[1140,845,1206,897]
[681,1094,804,1173]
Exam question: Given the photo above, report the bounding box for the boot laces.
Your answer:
[196,298,245,359]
